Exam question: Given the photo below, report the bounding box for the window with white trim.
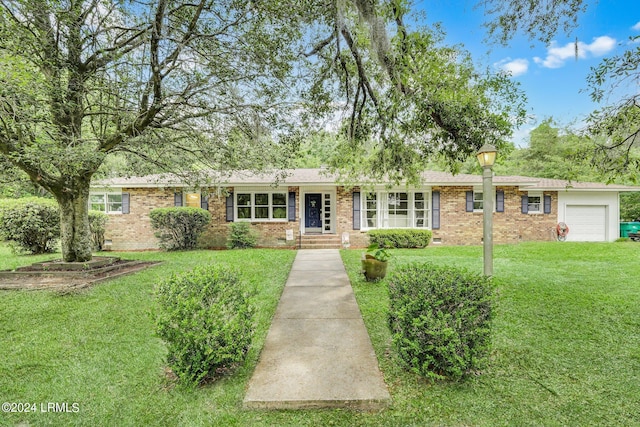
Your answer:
[364,192,377,228]
[473,191,484,211]
[385,192,409,227]
[414,192,429,227]
[90,193,122,213]
[236,192,287,221]
[528,192,542,213]
[363,191,430,229]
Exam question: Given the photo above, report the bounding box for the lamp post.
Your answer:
[477,144,497,277]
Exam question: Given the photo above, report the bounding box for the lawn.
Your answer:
[342,242,640,426]
[1,242,639,426]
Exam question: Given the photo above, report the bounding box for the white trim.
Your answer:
[473,191,484,212]
[89,191,124,214]
[300,188,336,234]
[234,190,288,222]
[361,190,431,230]
[527,191,543,214]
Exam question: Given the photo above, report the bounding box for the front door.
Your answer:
[305,193,322,233]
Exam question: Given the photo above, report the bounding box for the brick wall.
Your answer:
[431,186,557,245]
[104,187,174,250]
[104,184,558,250]
[201,186,300,249]
[335,186,369,248]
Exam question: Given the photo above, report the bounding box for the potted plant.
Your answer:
[361,243,390,281]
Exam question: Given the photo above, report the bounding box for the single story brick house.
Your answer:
[91,168,638,250]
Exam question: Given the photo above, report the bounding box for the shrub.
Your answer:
[0,198,60,254]
[154,265,254,386]
[388,262,493,381]
[227,222,257,249]
[149,207,211,251]
[368,229,432,249]
[88,210,109,251]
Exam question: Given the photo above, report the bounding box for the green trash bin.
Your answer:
[620,222,640,237]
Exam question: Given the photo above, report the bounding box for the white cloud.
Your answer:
[632,21,640,31]
[534,36,617,69]
[495,58,529,77]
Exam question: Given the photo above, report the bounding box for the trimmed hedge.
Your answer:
[154,265,254,386]
[368,229,432,248]
[0,198,60,254]
[388,262,493,381]
[149,207,211,251]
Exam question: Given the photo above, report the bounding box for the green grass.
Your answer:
[1,242,639,426]
[342,241,640,426]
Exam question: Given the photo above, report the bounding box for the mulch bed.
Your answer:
[0,256,160,292]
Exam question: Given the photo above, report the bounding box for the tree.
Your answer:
[0,0,527,261]
[481,0,640,180]
[497,119,599,180]
[587,41,640,181]
[0,0,309,261]
[304,2,527,184]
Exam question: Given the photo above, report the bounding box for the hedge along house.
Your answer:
[91,168,639,250]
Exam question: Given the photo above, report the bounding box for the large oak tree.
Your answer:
[0,0,312,261]
[1,0,526,261]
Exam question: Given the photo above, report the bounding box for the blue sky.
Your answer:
[414,0,640,146]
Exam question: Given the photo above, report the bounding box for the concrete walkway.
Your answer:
[243,249,391,410]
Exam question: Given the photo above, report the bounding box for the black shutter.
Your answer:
[122,193,130,214]
[496,190,504,213]
[226,193,234,222]
[353,191,361,230]
[466,191,474,212]
[200,194,209,210]
[544,194,552,214]
[432,191,440,229]
[521,195,528,214]
[288,191,296,222]
[174,192,183,207]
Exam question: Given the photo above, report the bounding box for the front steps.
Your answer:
[299,234,342,249]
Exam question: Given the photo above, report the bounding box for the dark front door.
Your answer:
[305,193,322,231]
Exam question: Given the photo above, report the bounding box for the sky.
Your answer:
[412,0,640,146]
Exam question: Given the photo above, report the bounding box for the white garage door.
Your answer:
[565,205,607,241]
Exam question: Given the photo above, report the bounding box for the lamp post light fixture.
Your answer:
[476,144,497,277]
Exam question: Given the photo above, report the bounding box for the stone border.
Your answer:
[0,258,160,292]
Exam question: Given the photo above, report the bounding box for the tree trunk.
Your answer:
[55,182,93,262]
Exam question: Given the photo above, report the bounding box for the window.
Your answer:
[387,192,409,227]
[473,191,483,211]
[185,193,200,208]
[90,194,105,212]
[363,191,430,229]
[272,193,287,219]
[237,193,252,219]
[255,193,269,219]
[236,192,287,221]
[414,192,429,227]
[365,192,377,228]
[90,193,122,213]
[528,193,542,213]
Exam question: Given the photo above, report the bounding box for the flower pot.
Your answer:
[361,255,388,281]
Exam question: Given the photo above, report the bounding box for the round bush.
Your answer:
[388,262,493,381]
[88,210,109,250]
[0,198,60,254]
[227,222,257,249]
[154,265,254,386]
[149,207,211,250]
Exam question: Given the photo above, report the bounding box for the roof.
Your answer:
[92,168,640,192]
